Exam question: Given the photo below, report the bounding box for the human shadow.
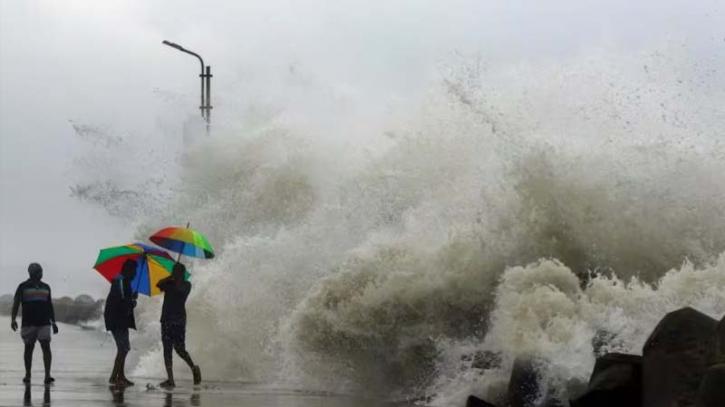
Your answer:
[23,383,51,407]
[109,384,127,407]
[163,390,201,407]
[108,383,200,407]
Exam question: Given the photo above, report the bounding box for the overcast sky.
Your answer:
[1,0,723,297]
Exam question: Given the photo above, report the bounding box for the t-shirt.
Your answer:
[14,280,55,327]
[159,280,191,323]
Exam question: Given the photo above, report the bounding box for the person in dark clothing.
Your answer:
[157,262,201,388]
[10,263,59,384]
[104,259,138,386]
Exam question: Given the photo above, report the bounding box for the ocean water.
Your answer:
[68,48,725,406]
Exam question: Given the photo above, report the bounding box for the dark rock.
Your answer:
[569,353,641,407]
[642,307,718,407]
[711,316,725,365]
[508,357,541,407]
[466,395,497,407]
[590,353,642,377]
[695,364,725,407]
[507,357,565,407]
[564,377,589,403]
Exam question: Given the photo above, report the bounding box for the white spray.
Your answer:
[71,48,725,404]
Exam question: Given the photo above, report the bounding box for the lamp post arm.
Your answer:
[162,40,204,72]
[162,40,211,135]
[178,49,204,73]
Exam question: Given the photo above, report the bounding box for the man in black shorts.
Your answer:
[157,262,201,388]
[10,263,59,384]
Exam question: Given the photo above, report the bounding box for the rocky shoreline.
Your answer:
[0,293,103,326]
[466,307,724,407]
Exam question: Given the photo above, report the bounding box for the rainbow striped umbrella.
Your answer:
[93,243,177,296]
[149,225,215,259]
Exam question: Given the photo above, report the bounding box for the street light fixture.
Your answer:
[162,40,212,135]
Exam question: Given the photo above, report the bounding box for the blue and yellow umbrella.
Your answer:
[93,243,179,296]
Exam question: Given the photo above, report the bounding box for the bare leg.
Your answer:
[23,342,35,382]
[117,351,134,386]
[159,340,175,388]
[174,347,195,369]
[39,340,54,383]
[109,350,120,384]
[174,346,201,385]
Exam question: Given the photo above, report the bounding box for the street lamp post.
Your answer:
[162,40,212,135]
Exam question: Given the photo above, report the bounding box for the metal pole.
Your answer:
[205,66,212,135]
[162,41,209,133]
[199,69,205,120]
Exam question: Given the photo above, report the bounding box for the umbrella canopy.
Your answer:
[93,243,178,296]
[149,226,215,259]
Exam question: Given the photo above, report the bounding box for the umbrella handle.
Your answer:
[176,222,191,263]
[135,256,144,293]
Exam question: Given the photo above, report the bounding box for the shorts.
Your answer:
[20,325,51,344]
[161,320,186,349]
[111,328,131,352]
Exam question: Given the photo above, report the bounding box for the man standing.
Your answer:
[10,263,59,384]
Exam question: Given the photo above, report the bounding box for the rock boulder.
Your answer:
[694,364,725,407]
[466,395,498,407]
[642,307,718,407]
[569,353,642,407]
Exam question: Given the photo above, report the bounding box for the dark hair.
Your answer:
[28,263,43,279]
[121,259,138,278]
[28,263,43,274]
[172,262,186,280]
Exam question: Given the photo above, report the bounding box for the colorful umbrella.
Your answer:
[149,225,215,259]
[93,243,178,296]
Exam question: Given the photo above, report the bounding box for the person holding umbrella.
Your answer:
[94,243,178,385]
[149,225,213,387]
[104,259,138,386]
[157,262,201,388]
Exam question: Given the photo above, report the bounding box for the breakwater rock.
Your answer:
[465,307,725,407]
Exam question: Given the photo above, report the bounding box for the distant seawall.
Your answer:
[0,293,103,326]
